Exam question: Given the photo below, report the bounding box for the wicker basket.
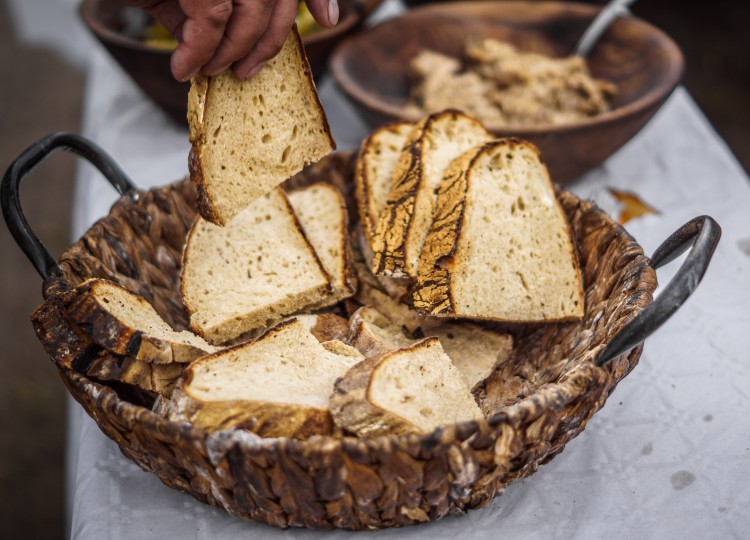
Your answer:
[1,134,720,531]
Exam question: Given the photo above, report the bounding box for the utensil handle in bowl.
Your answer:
[1,132,137,282]
[596,215,721,366]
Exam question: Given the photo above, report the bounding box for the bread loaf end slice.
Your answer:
[188,25,335,225]
[354,121,414,247]
[371,110,493,277]
[65,278,217,363]
[412,139,585,321]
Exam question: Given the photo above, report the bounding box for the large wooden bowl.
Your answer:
[80,0,383,125]
[331,1,684,184]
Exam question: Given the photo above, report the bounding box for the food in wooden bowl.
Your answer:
[79,0,384,124]
[331,1,684,183]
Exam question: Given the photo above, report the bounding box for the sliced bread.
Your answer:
[286,182,356,306]
[166,318,362,438]
[411,139,585,321]
[187,25,335,226]
[292,312,350,343]
[370,110,493,277]
[330,337,483,437]
[87,352,185,397]
[65,278,216,363]
[348,306,512,390]
[181,188,332,345]
[354,121,414,247]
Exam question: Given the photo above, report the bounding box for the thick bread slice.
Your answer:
[412,139,585,321]
[167,319,361,438]
[181,188,332,345]
[348,306,512,390]
[65,278,216,363]
[330,337,483,437]
[286,182,356,306]
[371,110,493,277]
[187,25,335,226]
[354,121,414,247]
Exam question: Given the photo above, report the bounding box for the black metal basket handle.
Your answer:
[1,132,137,282]
[597,215,721,366]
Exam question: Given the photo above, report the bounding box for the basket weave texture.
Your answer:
[41,153,656,530]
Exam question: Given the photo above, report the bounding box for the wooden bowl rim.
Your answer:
[79,0,366,55]
[331,0,685,134]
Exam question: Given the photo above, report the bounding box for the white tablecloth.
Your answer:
[64,19,750,540]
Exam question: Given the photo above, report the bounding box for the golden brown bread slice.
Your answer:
[165,318,362,438]
[411,138,585,321]
[370,110,493,277]
[87,352,185,397]
[286,182,357,307]
[187,25,335,226]
[354,121,414,247]
[329,337,484,438]
[181,188,332,345]
[65,278,217,363]
[291,313,350,343]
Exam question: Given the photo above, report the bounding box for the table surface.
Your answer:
[64,6,750,540]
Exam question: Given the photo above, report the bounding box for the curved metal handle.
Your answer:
[1,132,137,281]
[574,0,637,57]
[597,215,721,366]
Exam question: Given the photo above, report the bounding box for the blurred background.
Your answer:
[0,0,747,538]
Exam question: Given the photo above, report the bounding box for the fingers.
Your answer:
[170,0,233,81]
[231,0,298,79]
[202,0,276,76]
[305,0,339,28]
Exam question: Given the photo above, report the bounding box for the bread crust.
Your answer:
[370,110,491,278]
[354,121,414,247]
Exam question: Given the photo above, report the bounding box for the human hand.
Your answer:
[120,0,338,81]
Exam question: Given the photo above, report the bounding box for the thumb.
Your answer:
[304,0,338,28]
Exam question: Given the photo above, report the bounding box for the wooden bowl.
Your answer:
[79,0,384,125]
[331,1,684,184]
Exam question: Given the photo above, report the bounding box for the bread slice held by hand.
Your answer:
[286,182,356,306]
[188,26,335,226]
[330,337,484,438]
[166,318,362,438]
[371,110,493,277]
[181,188,332,345]
[354,121,414,247]
[65,278,217,363]
[412,139,584,321]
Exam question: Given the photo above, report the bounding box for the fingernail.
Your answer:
[244,61,267,80]
[328,0,339,26]
[171,49,198,82]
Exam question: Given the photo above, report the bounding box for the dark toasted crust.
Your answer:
[371,110,490,278]
[31,292,94,368]
[187,25,334,227]
[329,354,421,438]
[410,145,480,315]
[354,121,413,246]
